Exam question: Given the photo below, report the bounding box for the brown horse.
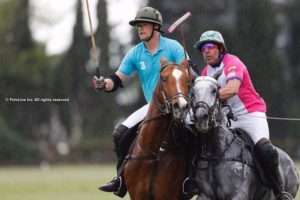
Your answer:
[123,59,192,200]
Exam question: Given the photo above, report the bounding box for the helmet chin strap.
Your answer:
[142,24,159,42]
[211,53,225,68]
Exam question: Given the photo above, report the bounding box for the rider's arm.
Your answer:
[218,79,241,100]
[95,46,135,92]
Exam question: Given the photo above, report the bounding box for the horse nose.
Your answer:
[173,97,188,110]
[172,100,187,120]
[195,107,208,120]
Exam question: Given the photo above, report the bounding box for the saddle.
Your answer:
[192,128,254,167]
[231,128,273,188]
[192,127,273,188]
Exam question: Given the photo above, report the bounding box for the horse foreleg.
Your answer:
[277,147,300,197]
[230,175,258,200]
[215,163,257,200]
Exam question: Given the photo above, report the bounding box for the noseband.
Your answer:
[192,99,219,126]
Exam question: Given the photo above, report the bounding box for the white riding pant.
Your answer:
[230,112,269,144]
[121,104,149,128]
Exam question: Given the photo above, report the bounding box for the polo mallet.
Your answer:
[167,12,192,59]
[167,12,192,34]
[85,0,101,78]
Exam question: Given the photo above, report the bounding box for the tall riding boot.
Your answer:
[99,123,139,197]
[98,124,129,197]
[254,138,294,200]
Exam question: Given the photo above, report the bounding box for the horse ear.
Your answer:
[160,57,168,67]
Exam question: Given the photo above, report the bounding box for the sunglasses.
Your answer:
[201,43,218,52]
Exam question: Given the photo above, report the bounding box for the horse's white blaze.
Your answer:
[178,96,187,108]
[172,69,187,108]
[172,68,182,79]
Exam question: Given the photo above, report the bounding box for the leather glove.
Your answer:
[92,75,106,90]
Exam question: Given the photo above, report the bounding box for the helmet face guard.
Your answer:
[129,7,163,28]
[194,30,227,52]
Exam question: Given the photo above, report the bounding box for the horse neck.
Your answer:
[212,126,229,154]
[214,105,233,152]
[137,97,172,154]
[201,109,232,156]
[213,100,227,126]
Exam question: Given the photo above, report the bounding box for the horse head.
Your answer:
[156,59,191,121]
[191,76,221,133]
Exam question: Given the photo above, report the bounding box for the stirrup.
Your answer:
[182,177,198,198]
[276,191,293,200]
[98,177,121,192]
[113,177,127,198]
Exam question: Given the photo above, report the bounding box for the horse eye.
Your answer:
[186,80,190,86]
[161,76,167,82]
[212,88,217,95]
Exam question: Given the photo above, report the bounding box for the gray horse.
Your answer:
[186,76,299,200]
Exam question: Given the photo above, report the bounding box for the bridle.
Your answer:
[156,62,191,116]
[190,79,220,129]
[192,99,220,128]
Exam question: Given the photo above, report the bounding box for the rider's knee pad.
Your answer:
[113,124,140,159]
[254,138,279,167]
[112,125,129,148]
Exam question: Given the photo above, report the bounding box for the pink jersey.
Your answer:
[201,53,266,115]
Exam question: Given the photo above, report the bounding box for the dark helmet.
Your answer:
[129,7,163,27]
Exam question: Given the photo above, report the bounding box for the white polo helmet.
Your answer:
[194,30,227,51]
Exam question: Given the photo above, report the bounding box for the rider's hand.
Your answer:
[92,75,106,91]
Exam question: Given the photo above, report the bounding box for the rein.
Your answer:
[125,113,176,162]
[159,62,191,115]
[124,63,187,162]
[192,95,254,170]
[191,98,219,128]
[197,127,237,161]
[159,92,189,114]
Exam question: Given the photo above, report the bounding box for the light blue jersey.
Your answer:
[118,36,185,103]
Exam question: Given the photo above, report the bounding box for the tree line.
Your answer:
[0,0,299,164]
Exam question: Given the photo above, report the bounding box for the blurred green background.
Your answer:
[0,164,299,200]
[0,0,299,199]
[1,0,300,166]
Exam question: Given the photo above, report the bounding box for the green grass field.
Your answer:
[0,164,299,200]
